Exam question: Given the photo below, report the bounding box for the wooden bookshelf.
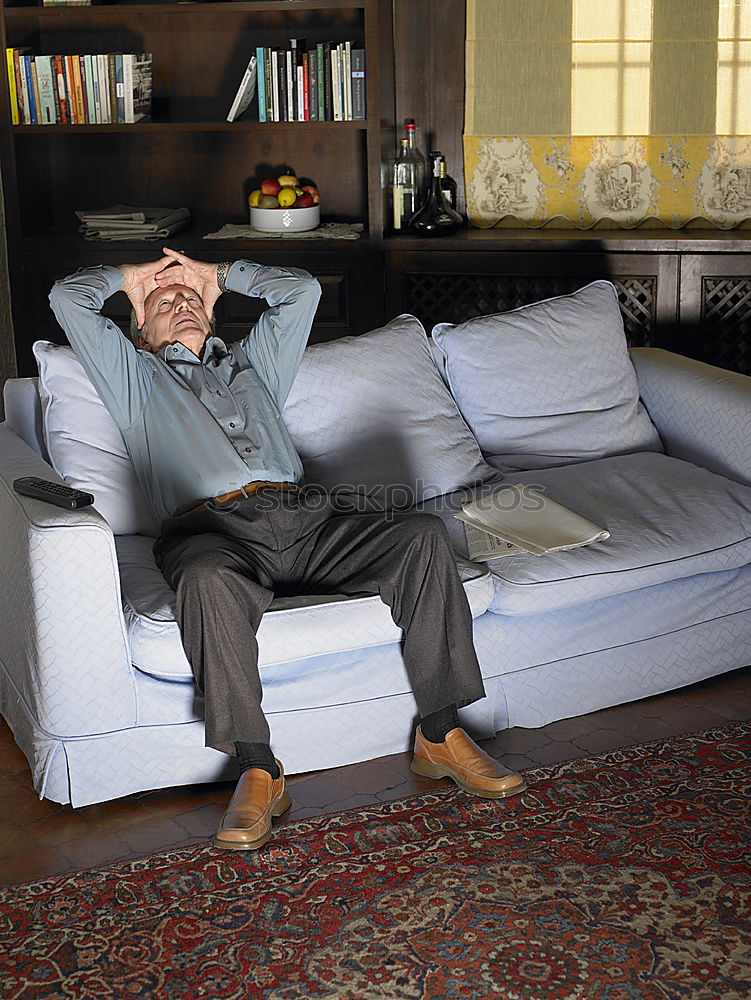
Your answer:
[0,0,395,374]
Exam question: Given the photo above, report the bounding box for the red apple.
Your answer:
[261,178,281,196]
[301,185,320,205]
[294,193,315,208]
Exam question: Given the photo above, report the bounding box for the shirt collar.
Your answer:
[157,336,229,366]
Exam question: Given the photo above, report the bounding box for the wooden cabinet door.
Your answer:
[680,254,751,373]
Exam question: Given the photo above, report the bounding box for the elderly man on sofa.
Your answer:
[49,249,526,851]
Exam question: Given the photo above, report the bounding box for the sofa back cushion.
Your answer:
[33,315,495,536]
[432,280,663,472]
[283,314,497,504]
[34,341,161,536]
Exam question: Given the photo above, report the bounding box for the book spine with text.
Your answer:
[22,56,37,124]
[308,48,317,122]
[351,47,365,120]
[83,54,96,123]
[54,54,69,123]
[71,54,86,123]
[107,53,118,124]
[256,47,266,123]
[78,56,90,122]
[343,41,351,120]
[122,53,134,123]
[285,48,294,121]
[132,53,152,122]
[6,48,19,124]
[281,49,288,123]
[98,54,110,123]
[91,55,101,123]
[115,53,124,123]
[270,49,279,122]
[297,52,310,122]
[13,49,28,124]
[31,58,43,124]
[35,55,57,124]
[264,47,273,121]
[331,46,341,121]
[316,43,325,121]
[64,56,77,123]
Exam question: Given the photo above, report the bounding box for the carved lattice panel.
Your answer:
[405,274,655,346]
[702,277,751,374]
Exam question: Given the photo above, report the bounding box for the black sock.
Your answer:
[235,741,280,779]
[420,704,459,744]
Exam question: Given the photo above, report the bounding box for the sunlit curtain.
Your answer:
[464,0,751,228]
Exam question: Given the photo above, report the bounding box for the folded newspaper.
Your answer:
[456,485,610,561]
[76,205,191,241]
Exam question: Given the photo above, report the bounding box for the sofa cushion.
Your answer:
[33,342,161,537]
[115,534,494,680]
[283,314,497,504]
[432,280,663,473]
[481,452,751,615]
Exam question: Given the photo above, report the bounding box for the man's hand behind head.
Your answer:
[155,248,222,318]
[118,256,175,329]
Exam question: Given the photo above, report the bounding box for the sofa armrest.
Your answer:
[631,348,751,487]
[0,423,137,737]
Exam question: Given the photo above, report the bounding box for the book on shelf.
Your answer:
[249,39,366,123]
[35,56,56,125]
[5,49,152,124]
[455,486,610,562]
[351,48,365,120]
[226,53,257,122]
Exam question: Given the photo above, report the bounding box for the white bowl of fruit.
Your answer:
[249,172,320,232]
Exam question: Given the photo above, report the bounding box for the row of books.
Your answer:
[251,40,365,123]
[5,48,152,125]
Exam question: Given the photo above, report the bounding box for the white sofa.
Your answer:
[1,280,750,807]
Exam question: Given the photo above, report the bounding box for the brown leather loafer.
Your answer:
[411,726,527,799]
[213,762,292,851]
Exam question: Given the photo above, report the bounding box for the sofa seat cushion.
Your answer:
[484,452,751,615]
[115,535,494,681]
[432,280,663,473]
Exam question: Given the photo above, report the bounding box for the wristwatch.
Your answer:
[216,261,231,293]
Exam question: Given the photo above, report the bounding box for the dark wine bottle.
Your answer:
[410,155,463,237]
[429,151,458,210]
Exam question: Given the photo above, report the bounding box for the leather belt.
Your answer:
[195,481,292,512]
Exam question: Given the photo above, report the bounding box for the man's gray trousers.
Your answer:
[153,488,486,752]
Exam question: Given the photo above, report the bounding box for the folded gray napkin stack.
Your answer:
[76,205,191,241]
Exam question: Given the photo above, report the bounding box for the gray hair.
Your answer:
[128,308,142,347]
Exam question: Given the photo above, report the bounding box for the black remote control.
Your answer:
[13,477,95,510]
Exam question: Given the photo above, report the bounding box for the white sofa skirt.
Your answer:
[4,559,750,807]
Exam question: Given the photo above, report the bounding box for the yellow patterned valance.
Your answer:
[464,136,751,229]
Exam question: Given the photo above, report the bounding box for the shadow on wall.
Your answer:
[0,169,18,420]
[397,238,750,377]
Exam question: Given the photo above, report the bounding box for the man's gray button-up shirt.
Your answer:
[49,260,321,524]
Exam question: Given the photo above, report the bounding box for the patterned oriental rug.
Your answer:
[1,724,750,1000]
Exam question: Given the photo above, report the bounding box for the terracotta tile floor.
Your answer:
[1,665,749,887]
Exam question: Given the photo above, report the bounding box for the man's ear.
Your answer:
[137,326,152,352]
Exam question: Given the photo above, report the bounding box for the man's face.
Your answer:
[138,284,212,356]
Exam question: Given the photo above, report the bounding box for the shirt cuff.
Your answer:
[224,259,260,294]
